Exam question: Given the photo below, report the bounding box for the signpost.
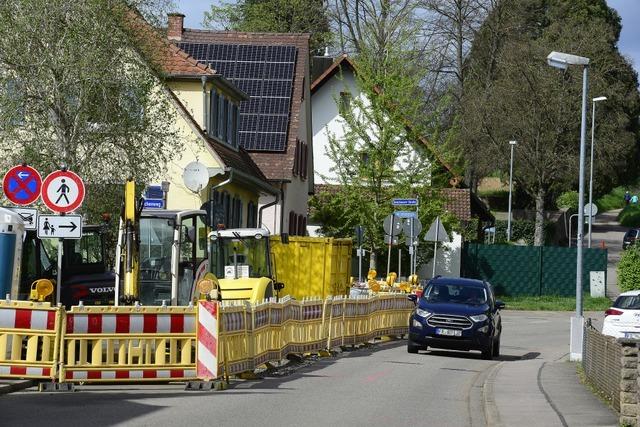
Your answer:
[143,199,164,209]
[37,215,82,239]
[41,170,85,213]
[424,216,449,278]
[392,198,418,206]
[2,165,42,206]
[355,225,364,283]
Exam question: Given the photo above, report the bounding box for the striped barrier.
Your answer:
[0,300,61,379]
[59,305,197,382]
[196,300,219,380]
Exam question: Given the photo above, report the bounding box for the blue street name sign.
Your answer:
[394,211,417,219]
[143,198,164,209]
[392,198,418,206]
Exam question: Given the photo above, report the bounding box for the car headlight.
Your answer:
[416,308,432,318]
[470,314,488,323]
[412,319,423,328]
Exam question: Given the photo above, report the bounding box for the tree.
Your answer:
[456,0,640,245]
[203,0,332,55]
[0,1,181,221]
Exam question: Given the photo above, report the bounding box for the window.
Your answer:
[339,91,352,115]
[209,90,239,148]
[247,201,257,228]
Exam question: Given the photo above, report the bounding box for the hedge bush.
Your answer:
[493,219,554,245]
[556,191,579,210]
[618,245,640,293]
[618,205,640,227]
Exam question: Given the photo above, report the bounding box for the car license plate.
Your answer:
[436,328,462,337]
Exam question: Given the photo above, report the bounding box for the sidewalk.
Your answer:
[590,208,625,298]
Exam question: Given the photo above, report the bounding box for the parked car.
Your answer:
[623,229,640,250]
[602,290,640,338]
[407,277,504,359]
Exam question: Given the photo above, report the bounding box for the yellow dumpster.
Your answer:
[270,236,353,300]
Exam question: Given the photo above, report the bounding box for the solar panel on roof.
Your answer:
[178,42,297,152]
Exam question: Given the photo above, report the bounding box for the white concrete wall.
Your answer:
[419,232,463,279]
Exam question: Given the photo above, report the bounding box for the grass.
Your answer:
[595,179,640,212]
[498,294,612,311]
[618,204,640,227]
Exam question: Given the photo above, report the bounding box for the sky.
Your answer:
[174,0,640,77]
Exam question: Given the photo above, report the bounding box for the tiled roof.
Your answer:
[176,30,311,181]
[124,8,214,77]
[442,188,472,221]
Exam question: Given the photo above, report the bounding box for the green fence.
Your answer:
[461,243,608,296]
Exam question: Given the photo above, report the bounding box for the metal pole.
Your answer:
[358,247,363,283]
[588,100,596,248]
[432,217,439,278]
[571,65,589,362]
[507,141,516,242]
[56,238,63,305]
[386,213,395,276]
[398,248,401,278]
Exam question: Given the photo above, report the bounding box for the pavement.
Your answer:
[590,208,626,298]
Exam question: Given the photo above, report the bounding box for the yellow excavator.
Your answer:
[114,180,281,306]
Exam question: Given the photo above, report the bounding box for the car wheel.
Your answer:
[492,337,500,357]
[481,341,493,360]
[407,341,420,354]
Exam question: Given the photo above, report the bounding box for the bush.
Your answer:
[617,245,640,293]
[596,186,628,212]
[556,191,579,210]
[494,219,554,245]
[618,205,640,227]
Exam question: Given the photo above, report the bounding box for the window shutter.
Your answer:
[210,91,219,137]
[289,211,296,235]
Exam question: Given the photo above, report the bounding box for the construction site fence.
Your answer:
[0,294,414,384]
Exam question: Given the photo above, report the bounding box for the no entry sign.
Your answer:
[2,165,42,205]
[42,170,85,213]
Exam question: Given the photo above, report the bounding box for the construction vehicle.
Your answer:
[18,223,115,307]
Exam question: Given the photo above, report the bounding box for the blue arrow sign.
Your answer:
[392,198,418,206]
[143,198,164,209]
[394,211,417,219]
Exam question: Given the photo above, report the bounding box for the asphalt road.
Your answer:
[0,311,613,427]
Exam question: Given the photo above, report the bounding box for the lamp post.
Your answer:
[547,50,590,362]
[507,140,517,242]
[588,96,607,248]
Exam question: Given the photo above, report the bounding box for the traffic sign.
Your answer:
[2,165,42,205]
[402,217,423,236]
[424,216,450,242]
[384,235,400,245]
[5,207,38,230]
[383,214,403,236]
[392,198,418,206]
[584,202,598,217]
[42,170,85,213]
[143,198,164,209]
[394,210,418,219]
[37,214,82,239]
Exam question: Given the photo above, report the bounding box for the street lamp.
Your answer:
[507,140,517,242]
[547,50,590,362]
[588,96,607,248]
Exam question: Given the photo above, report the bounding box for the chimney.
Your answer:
[167,13,185,41]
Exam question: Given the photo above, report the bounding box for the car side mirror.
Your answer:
[407,294,418,305]
[496,300,505,310]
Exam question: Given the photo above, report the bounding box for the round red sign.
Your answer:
[2,165,42,206]
[41,170,85,213]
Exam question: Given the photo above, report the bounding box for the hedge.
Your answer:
[618,245,640,293]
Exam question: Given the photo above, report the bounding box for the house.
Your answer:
[127,9,277,228]
[310,54,493,277]
[165,13,313,236]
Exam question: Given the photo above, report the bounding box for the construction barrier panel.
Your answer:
[59,305,198,382]
[0,300,61,379]
[0,294,414,383]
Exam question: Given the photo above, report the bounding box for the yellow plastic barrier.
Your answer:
[271,236,353,299]
[59,305,198,382]
[0,300,62,379]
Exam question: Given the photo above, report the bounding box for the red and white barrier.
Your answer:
[0,308,56,331]
[66,369,197,380]
[66,312,195,334]
[196,301,219,380]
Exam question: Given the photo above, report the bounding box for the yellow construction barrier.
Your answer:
[0,300,62,379]
[0,294,414,383]
[59,305,198,382]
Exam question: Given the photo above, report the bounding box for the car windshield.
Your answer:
[423,283,487,305]
[614,295,640,309]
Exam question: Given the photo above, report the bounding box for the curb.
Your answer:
[482,362,504,427]
[0,380,36,395]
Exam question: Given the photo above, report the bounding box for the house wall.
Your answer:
[312,68,360,185]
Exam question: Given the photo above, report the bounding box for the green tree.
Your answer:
[203,0,332,55]
[456,0,640,245]
[0,1,181,221]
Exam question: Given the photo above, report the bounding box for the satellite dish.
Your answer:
[182,161,210,193]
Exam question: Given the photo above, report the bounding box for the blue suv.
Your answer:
[408,277,504,359]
